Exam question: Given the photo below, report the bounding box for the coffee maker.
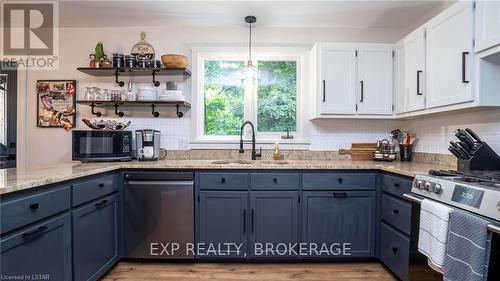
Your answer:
[135,129,160,161]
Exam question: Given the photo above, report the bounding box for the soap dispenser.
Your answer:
[273,143,280,160]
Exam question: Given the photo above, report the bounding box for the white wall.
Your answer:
[18,25,406,168]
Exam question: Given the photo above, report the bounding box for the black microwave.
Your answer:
[72,130,132,162]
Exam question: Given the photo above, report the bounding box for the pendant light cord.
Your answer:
[248,21,252,62]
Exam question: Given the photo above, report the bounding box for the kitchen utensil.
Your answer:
[455,129,476,151]
[161,54,188,69]
[338,143,378,161]
[399,144,413,161]
[465,128,483,143]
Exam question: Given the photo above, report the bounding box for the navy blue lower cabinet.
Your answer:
[249,191,299,258]
[301,191,376,258]
[0,213,72,281]
[72,194,119,281]
[198,191,248,259]
[380,222,410,281]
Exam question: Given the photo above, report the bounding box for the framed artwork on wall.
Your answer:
[36,80,76,130]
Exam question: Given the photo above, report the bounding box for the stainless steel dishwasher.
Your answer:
[124,171,194,259]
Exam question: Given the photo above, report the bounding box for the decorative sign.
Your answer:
[36,80,76,130]
[130,31,155,59]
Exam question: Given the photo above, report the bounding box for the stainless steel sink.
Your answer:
[211,160,289,165]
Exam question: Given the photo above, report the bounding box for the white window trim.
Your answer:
[190,46,310,149]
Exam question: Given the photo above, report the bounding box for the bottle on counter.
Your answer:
[274,142,280,160]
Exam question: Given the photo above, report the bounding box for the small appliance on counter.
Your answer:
[72,130,132,162]
[135,129,161,161]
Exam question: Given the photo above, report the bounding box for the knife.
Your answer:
[455,142,472,158]
[455,129,476,151]
[450,141,469,159]
[448,147,462,159]
[465,128,483,144]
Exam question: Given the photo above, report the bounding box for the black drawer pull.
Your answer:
[95,199,109,207]
[394,183,400,188]
[393,209,400,214]
[333,192,347,198]
[251,209,255,233]
[98,183,105,188]
[22,226,48,239]
[221,177,226,184]
[29,203,39,210]
[392,247,398,253]
[243,209,246,233]
[337,178,343,184]
[273,178,278,184]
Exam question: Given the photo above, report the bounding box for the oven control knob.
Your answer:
[415,180,424,189]
[432,184,442,193]
[424,182,432,191]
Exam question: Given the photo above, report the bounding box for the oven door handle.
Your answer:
[402,193,500,235]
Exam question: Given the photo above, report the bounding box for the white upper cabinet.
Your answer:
[395,29,426,113]
[475,0,500,53]
[320,44,357,115]
[357,45,393,115]
[425,1,474,108]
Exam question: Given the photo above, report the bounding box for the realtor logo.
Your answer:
[1,1,59,70]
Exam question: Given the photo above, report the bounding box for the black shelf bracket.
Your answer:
[114,104,124,117]
[90,103,102,117]
[151,104,160,118]
[115,70,125,87]
[152,71,160,87]
[176,104,184,118]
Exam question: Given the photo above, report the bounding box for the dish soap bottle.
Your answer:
[273,143,280,160]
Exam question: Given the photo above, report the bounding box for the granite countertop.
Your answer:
[0,160,452,195]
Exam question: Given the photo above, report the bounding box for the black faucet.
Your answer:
[239,121,262,160]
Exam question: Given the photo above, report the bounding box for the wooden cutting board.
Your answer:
[339,143,378,161]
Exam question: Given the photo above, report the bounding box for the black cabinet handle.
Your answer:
[333,192,347,198]
[360,80,364,102]
[29,203,39,210]
[417,70,423,95]
[98,183,105,188]
[273,178,278,184]
[462,52,469,83]
[322,80,326,102]
[337,178,343,184]
[95,199,109,207]
[392,246,398,253]
[22,226,47,239]
[221,177,226,184]
[394,183,400,188]
[393,209,400,214]
[243,209,246,233]
[251,209,255,233]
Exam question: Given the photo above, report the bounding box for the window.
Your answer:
[193,47,303,144]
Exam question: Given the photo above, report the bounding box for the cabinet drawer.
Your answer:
[1,186,71,234]
[199,173,249,190]
[380,222,410,281]
[0,213,72,281]
[72,173,119,206]
[302,173,375,190]
[250,173,299,190]
[382,194,412,236]
[382,174,412,198]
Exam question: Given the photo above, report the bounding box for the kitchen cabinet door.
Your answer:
[396,29,426,113]
[357,45,393,115]
[320,44,357,115]
[301,191,375,258]
[249,191,299,258]
[72,194,119,281]
[0,214,72,281]
[475,0,500,53]
[425,1,474,108]
[198,191,248,259]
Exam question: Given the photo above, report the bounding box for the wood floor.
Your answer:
[101,262,397,281]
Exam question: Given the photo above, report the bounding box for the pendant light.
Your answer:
[243,15,257,82]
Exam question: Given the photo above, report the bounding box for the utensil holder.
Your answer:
[457,142,500,173]
[399,144,413,162]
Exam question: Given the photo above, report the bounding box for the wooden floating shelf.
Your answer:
[76,67,191,77]
[76,100,191,118]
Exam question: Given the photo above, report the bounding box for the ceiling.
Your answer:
[58,0,444,29]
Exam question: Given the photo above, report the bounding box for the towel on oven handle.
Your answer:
[418,199,453,268]
[443,210,492,281]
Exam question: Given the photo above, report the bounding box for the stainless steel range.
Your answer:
[411,170,500,222]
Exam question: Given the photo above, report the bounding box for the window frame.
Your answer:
[191,46,307,147]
